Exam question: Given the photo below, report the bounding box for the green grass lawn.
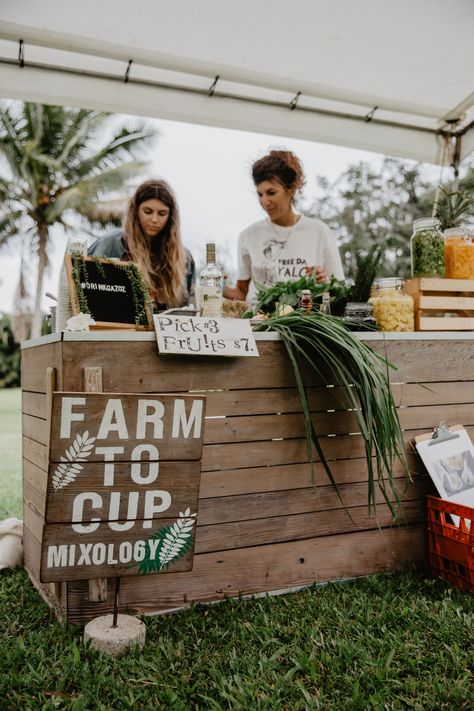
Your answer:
[0,388,472,709]
[0,387,22,519]
[0,570,472,710]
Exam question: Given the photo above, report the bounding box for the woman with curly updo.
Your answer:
[224,150,344,305]
[88,179,195,309]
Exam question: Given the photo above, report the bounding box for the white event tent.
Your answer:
[0,0,473,167]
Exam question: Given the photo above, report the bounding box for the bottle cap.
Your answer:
[413,218,440,232]
[206,243,216,262]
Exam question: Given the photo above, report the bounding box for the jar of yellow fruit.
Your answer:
[444,227,474,279]
[369,278,414,332]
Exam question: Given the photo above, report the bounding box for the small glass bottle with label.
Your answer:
[319,292,331,315]
[299,289,313,314]
[199,243,223,317]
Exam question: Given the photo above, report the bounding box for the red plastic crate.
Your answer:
[427,496,474,594]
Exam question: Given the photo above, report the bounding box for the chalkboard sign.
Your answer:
[65,255,153,329]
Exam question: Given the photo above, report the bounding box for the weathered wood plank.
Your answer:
[199,455,427,498]
[369,340,474,383]
[22,391,47,419]
[22,414,48,446]
[23,501,43,549]
[61,341,325,392]
[23,437,48,470]
[81,367,105,604]
[21,342,63,392]
[201,425,474,471]
[393,381,474,408]
[59,340,474,394]
[203,381,474,417]
[44,461,201,524]
[23,481,46,520]
[28,398,474,451]
[41,517,197,582]
[49,392,205,461]
[195,498,426,553]
[203,402,474,444]
[23,528,67,621]
[23,458,49,495]
[66,523,425,623]
[197,478,429,526]
[21,380,470,423]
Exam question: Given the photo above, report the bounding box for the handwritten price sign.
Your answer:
[154,316,259,358]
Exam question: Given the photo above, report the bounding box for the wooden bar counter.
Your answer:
[21,330,474,625]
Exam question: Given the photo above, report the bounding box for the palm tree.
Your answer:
[0,102,157,337]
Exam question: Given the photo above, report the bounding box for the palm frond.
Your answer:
[0,210,27,248]
[254,313,410,517]
[66,125,157,181]
[45,162,145,221]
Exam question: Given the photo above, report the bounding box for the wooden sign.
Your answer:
[154,315,259,357]
[40,392,205,582]
[65,255,153,330]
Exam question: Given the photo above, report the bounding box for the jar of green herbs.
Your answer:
[410,217,445,278]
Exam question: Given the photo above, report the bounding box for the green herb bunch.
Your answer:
[254,275,348,316]
[253,244,385,317]
[347,244,385,303]
[253,311,410,515]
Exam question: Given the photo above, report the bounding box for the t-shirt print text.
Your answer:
[278,257,308,278]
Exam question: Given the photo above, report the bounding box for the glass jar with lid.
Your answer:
[444,227,474,279]
[369,277,414,332]
[410,218,445,278]
[342,302,376,330]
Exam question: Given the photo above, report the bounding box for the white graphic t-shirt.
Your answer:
[237,215,345,305]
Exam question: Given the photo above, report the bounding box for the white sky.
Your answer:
[0,115,385,312]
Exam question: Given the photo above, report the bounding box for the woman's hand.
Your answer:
[305,265,327,283]
[223,279,250,301]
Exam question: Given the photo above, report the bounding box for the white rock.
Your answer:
[84,614,146,656]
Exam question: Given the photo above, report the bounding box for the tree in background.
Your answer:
[0,102,157,337]
[0,314,21,388]
[309,157,474,281]
[309,158,436,280]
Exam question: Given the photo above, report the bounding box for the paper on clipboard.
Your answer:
[415,424,474,526]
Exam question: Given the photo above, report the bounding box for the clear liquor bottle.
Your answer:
[199,243,223,317]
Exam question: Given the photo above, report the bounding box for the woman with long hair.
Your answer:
[224,150,344,305]
[88,179,195,309]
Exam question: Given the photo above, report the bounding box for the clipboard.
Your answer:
[415,422,463,446]
[415,423,474,526]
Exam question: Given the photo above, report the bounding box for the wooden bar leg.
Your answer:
[83,366,108,603]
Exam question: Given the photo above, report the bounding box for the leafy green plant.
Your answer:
[435,186,473,230]
[253,312,410,514]
[0,315,21,388]
[347,243,385,303]
[253,244,385,318]
[254,275,349,316]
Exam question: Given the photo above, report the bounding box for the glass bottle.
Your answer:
[444,227,474,279]
[299,289,313,314]
[319,292,331,315]
[343,302,376,330]
[199,243,223,318]
[410,218,445,278]
[369,277,414,332]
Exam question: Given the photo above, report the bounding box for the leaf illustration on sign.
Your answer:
[137,509,197,574]
[52,431,96,492]
[159,508,197,568]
